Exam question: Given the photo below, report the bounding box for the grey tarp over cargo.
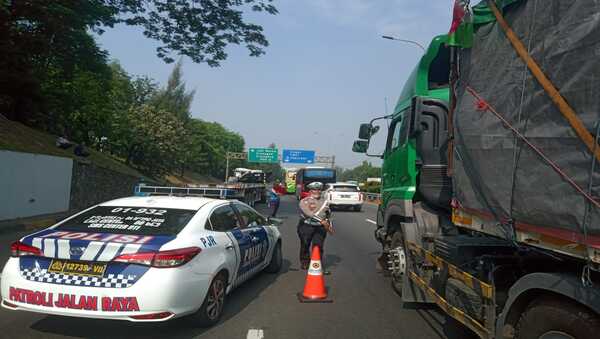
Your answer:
[453,0,600,237]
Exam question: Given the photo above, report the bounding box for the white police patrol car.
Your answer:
[0,195,283,327]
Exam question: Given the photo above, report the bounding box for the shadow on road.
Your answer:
[324,254,341,269]
[29,259,292,339]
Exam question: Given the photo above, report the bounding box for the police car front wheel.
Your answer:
[190,272,227,327]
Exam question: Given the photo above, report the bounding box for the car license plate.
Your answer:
[48,259,107,277]
[340,194,351,198]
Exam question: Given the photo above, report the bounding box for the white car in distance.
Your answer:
[325,183,363,212]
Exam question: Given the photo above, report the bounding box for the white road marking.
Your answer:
[247,329,264,339]
[366,219,377,225]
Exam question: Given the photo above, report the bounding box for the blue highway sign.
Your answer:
[282,149,315,164]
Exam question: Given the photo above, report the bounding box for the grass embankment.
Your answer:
[0,118,219,185]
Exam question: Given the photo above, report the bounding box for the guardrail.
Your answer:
[363,193,381,204]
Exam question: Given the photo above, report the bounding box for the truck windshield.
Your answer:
[55,206,196,236]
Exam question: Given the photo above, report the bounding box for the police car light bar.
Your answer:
[134,185,240,199]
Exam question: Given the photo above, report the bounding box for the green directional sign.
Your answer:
[248,148,279,163]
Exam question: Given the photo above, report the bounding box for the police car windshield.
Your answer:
[55,206,196,236]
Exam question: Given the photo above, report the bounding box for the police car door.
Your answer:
[232,203,270,284]
[205,204,247,288]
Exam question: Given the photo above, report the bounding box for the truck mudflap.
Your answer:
[406,241,496,339]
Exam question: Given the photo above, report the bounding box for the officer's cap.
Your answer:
[307,182,323,191]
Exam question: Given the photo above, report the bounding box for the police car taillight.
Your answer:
[112,252,154,266]
[113,247,201,268]
[152,247,202,267]
[10,241,42,257]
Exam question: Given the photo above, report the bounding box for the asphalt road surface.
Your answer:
[0,196,456,339]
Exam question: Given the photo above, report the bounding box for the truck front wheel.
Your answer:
[515,296,600,339]
[389,231,407,296]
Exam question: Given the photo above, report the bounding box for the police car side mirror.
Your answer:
[267,217,283,226]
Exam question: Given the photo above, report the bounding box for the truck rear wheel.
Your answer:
[389,231,406,296]
[515,296,600,339]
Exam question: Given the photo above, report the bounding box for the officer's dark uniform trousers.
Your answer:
[297,220,327,265]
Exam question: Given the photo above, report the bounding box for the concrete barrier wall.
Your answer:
[69,161,143,211]
[0,150,73,220]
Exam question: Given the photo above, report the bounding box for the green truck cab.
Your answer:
[353,34,451,257]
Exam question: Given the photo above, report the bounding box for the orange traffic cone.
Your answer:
[297,246,333,303]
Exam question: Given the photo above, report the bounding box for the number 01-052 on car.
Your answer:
[1,196,283,327]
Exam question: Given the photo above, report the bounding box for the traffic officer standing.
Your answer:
[298,182,333,271]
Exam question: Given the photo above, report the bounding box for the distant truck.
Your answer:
[138,168,267,206]
[136,182,266,207]
[230,168,267,184]
[353,1,600,338]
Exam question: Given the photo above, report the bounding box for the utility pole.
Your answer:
[225,153,230,183]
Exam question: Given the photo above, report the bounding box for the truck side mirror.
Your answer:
[358,123,378,140]
[409,97,422,137]
[352,140,369,153]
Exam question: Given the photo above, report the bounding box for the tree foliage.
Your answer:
[1,0,276,122]
[107,62,245,179]
[339,161,382,183]
[0,0,269,181]
[121,105,188,176]
[150,60,195,122]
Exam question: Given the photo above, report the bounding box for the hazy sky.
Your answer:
[97,0,453,168]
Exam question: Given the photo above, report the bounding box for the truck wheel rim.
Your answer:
[206,278,225,320]
[390,246,406,278]
[539,331,575,339]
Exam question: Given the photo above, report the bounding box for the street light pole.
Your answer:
[381,35,426,52]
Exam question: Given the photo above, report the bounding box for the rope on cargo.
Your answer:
[487,0,600,164]
[465,85,600,211]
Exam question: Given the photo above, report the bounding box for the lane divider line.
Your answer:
[366,219,377,225]
[247,329,264,339]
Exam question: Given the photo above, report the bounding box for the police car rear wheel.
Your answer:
[192,273,227,327]
[265,242,282,273]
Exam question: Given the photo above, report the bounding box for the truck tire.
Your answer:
[515,296,600,339]
[389,231,406,296]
